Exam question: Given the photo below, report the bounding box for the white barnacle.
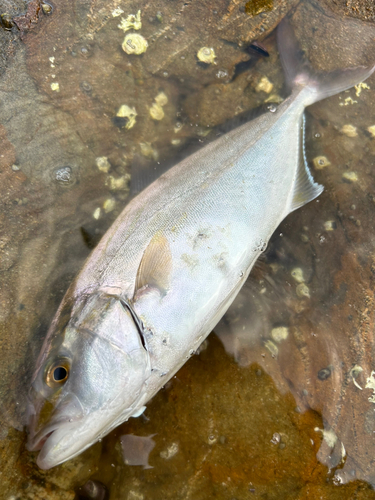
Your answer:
[313,156,330,170]
[106,174,130,191]
[140,142,159,161]
[50,82,60,92]
[271,326,289,343]
[324,220,336,231]
[118,10,142,31]
[116,104,137,129]
[291,267,304,283]
[103,198,116,213]
[112,7,124,17]
[341,124,358,137]
[256,76,273,94]
[197,47,216,65]
[155,92,168,107]
[367,125,375,138]
[95,156,111,173]
[122,33,148,55]
[296,283,310,299]
[342,171,358,183]
[365,370,375,403]
[149,102,164,121]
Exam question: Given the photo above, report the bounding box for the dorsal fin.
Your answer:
[290,114,324,212]
[134,232,172,297]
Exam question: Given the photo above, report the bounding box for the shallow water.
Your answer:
[1,0,375,498]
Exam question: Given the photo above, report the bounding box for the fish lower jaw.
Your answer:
[29,430,54,452]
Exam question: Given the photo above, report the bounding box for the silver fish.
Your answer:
[27,21,375,469]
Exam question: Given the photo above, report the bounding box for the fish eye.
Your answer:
[45,358,70,388]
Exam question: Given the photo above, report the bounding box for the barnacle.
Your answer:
[324,220,336,231]
[112,7,124,17]
[96,157,111,173]
[149,103,164,121]
[341,124,358,137]
[313,156,330,170]
[118,10,142,32]
[149,92,168,120]
[256,76,273,94]
[140,142,159,161]
[296,283,310,299]
[271,327,289,343]
[103,198,116,213]
[106,174,131,191]
[197,47,216,65]
[155,92,168,107]
[342,171,358,183]
[116,105,137,129]
[291,268,304,283]
[122,33,148,55]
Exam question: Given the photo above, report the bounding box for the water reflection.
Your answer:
[1,0,375,497]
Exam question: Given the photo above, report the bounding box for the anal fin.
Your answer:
[290,114,324,212]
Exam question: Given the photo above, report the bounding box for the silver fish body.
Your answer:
[27,22,375,469]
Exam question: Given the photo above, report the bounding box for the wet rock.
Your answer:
[0,0,375,498]
[13,0,41,32]
[320,0,375,22]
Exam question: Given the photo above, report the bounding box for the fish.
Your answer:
[27,19,375,469]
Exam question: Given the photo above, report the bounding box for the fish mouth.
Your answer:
[26,392,86,467]
[27,424,60,452]
[27,417,87,469]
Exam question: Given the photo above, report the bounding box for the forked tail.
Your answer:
[277,18,375,106]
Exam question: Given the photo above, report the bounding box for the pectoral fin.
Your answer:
[290,114,324,212]
[134,232,172,296]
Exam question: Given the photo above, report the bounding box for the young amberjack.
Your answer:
[27,20,375,469]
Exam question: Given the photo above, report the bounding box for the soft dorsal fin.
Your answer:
[134,232,172,296]
[290,114,324,212]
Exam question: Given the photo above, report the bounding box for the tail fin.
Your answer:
[277,18,375,105]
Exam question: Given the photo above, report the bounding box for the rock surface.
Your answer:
[0,0,375,497]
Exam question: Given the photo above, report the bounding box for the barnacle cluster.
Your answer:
[149,92,168,120]
[119,10,148,55]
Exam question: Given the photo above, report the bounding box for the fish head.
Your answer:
[27,292,151,469]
